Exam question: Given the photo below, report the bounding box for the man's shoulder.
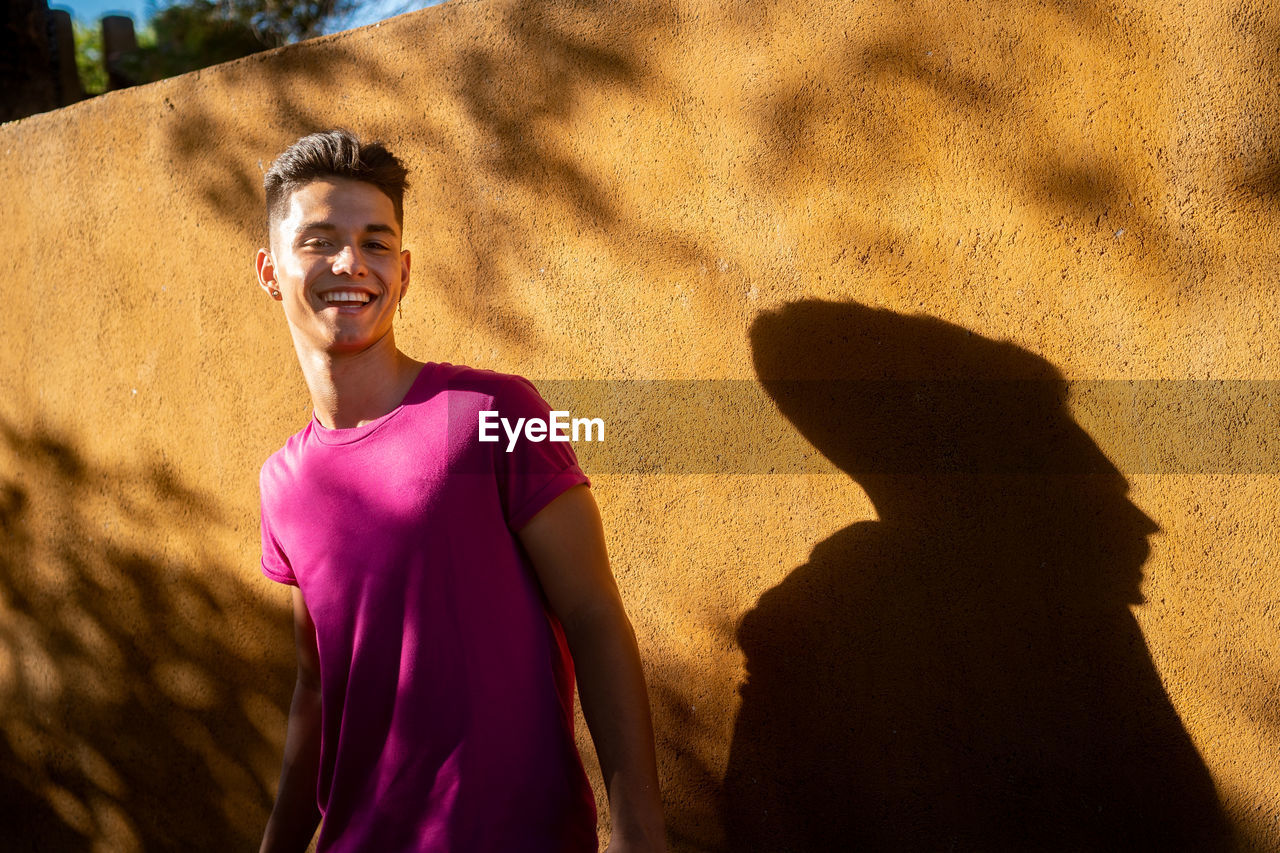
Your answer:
[434,362,536,392]
[429,364,556,453]
[431,362,542,408]
[258,421,315,487]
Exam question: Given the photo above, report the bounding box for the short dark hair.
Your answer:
[263,129,409,234]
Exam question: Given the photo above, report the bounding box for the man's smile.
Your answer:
[318,289,376,312]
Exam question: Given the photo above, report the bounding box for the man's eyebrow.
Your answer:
[295,221,399,235]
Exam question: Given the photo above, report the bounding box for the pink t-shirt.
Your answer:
[259,363,598,852]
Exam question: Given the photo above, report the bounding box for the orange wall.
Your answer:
[1,0,1278,849]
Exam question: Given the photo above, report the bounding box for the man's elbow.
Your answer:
[558,593,635,648]
[296,670,322,693]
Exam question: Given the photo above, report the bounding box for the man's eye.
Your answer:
[302,239,331,248]
[365,242,389,250]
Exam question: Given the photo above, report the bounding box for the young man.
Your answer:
[254,130,664,853]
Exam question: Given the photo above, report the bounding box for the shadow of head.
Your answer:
[749,299,1157,606]
[725,300,1230,851]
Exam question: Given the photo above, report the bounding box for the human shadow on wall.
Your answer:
[723,300,1231,852]
[0,418,296,852]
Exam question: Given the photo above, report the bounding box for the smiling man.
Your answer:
[253,130,664,853]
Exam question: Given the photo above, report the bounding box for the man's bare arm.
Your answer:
[518,485,666,853]
[259,586,323,853]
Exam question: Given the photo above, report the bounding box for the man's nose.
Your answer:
[331,244,367,276]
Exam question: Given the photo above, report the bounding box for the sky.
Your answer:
[51,0,443,34]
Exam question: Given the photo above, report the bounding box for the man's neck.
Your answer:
[295,335,423,430]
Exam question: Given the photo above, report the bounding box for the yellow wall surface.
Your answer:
[2,0,1278,849]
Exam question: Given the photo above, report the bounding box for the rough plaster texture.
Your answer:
[1,0,1278,849]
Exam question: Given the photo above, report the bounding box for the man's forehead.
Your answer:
[283,178,399,231]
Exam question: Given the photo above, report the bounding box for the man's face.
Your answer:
[256,177,410,356]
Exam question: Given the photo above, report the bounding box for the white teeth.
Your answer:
[323,291,371,304]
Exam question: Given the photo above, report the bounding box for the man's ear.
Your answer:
[256,248,282,300]
[399,248,411,302]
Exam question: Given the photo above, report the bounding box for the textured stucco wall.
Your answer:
[1,0,1278,849]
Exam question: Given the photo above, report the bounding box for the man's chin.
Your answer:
[313,327,396,357]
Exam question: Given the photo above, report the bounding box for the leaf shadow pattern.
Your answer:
[649,655,733,853]
[164,44,412,244]
[737,0,1242,289]
[0,417,295,852]
[163,0,720,355]
[723,300,1233,851]
[1232,16,1280,205]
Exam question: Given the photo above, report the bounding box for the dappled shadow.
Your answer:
[1232,18,1280,205]
[723,300,1232,851]
[647,651,736,853]
[164,0,721,353]
[0,417,295,851]
[164,44,413,237]
[733,0,1261,287]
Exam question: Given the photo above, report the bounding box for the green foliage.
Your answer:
[72,21,107,95]
[120,1,270,82]
[75,0,362,89]
[240,0,362,46]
